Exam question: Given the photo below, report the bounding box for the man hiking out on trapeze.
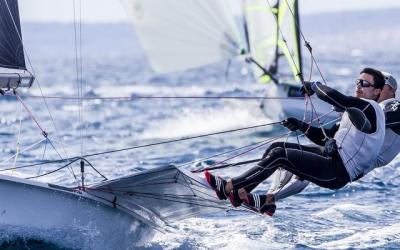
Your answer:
[257,71,400,216]
[205,67,387,215]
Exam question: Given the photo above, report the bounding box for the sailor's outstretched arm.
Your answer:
[283,118,339,145]
[309,82,378,133]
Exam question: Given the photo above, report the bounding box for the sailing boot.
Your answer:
[228,188,249,207]
[245,193,276,217]
[204,170,228,200]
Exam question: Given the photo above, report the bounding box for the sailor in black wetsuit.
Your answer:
[205,68,386,215]
[257,71,400,216]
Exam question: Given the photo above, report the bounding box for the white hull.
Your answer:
[0,165,226,248]
[261,83,340,125]
[0,174,152,249]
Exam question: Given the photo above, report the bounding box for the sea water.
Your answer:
[0,9,400,250]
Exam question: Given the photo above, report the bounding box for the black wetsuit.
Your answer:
[232,82,380,190]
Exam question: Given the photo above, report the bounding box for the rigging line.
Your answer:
[282,0,327,85]
[38,138,49,176]
[208,133,288,168]
[191,159,261,173]
[79,0,84,158]
[0,138,47,166]
[105,190,226,210]
[267,0,326,131]
[14,93,79,183]
[12,102,23,175]
[79,0,84,157]
[74,121,282,159]
[25,157,80,180]
[6,121,283,170]
[194,113,340,173]
[73,0,83,157]
[81,158,108,180]
[264,0,301,80]
[4,0,72,162]
[182,109,336,171]
[190,133,288,173]
[74,0,85,157]
[267,0,329,136]
[86,185,226,208]
[14,92,74,167]
[26,156,106,180]
[178,137,275,169]
[14,93,46,136]
[302,98,311,130]
[264,0,326,133]
[15,93,307,101]
[200,108,336,173]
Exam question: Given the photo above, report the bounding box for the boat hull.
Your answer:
[0,174,152,249]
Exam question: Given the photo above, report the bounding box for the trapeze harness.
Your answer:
[231,82,385,191]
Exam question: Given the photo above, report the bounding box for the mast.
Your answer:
[293,0,303,81]
[0,0,34,89]
[270,0,280,77]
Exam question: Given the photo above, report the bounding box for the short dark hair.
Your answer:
[360,68,385,89]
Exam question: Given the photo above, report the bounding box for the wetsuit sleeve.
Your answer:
[311,82,377,133]
[384,101,400,135]
[298,123,339,146]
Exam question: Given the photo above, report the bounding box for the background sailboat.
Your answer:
[122,0,338,123]
[244,0,339,121]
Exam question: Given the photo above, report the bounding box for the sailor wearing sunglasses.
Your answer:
[249,71,400,216]
[206,68,388,215]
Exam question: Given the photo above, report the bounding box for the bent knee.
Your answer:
[262,142,286,159]
[260,147,286,164]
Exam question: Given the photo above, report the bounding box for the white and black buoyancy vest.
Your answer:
[334,99,385,181]
[373,98,400,169]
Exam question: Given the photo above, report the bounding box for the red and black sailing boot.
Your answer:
[204,170,228,200]
[245,193,276,217]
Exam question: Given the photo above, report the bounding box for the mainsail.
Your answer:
[0,0,34,89]
[122,0,246,73]
[244,0,302,83]
[87,165,227,229]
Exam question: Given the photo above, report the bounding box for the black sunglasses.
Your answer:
[355,79,374,88]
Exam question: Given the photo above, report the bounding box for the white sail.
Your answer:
[122,0,245,73]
